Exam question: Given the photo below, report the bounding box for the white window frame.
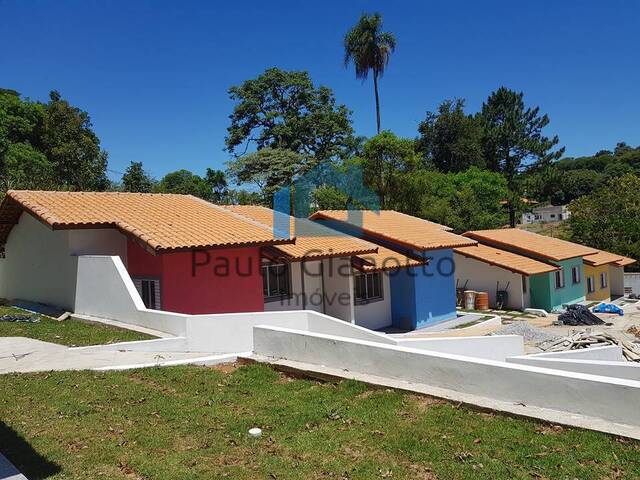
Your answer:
[554,268,565,289]
[354,271,383,304]
[133,277,161,310]
[262,262,291,301]
[571,266,581,285]
[600,271,608,289]
[587,276,595,294]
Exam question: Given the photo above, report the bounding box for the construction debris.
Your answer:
[493,322,558,343]
[557,304,608,326]
[626,325,640,340]
[539,331,640,362]
[0,313,39,323]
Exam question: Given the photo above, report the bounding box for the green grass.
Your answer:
[1,364,638,479]
[0,306,154,346]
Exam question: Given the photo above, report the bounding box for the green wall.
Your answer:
[529,257,586,311]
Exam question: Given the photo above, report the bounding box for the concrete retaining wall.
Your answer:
[507,356,640,381]
[253,325,640,427]
[525,345,625,361]
[396,335,524,361]
[74,256,397,353]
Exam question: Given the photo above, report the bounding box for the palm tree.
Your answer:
[344,13,396,134]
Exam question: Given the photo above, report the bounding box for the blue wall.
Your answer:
[409,248,458,328]
[313,218,457,329]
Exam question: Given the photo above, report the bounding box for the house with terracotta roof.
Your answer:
[464,229,598,311]
[0,190,295,315]
[582,250,636,301]
[453,244,559,310]
[228,205,430,330]
[309,210,476,329]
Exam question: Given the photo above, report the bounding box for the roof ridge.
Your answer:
[193,197,292,240]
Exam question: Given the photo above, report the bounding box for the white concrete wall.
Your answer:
[74,255,396,352]
[253,325,640,427]
[0,213,129,311]
[68,228,127,262]
[454,253,527,310]
[354,272,392,330]
[74,255,187,335]
[507,357,640,381]
[321,257,354,322]
[0,213,77,310]
[609,266,624,297]
[396,335,524,361]
[624,272,640,295]
[526,345,625,361]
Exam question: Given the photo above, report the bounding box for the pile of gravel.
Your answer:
[492,321,558,344]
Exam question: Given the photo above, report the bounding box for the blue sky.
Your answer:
[1,0,639,182]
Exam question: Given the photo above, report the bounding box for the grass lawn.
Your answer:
[0,306,154,346]
[1,364,638,479]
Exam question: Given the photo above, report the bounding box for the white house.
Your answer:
[521,205,570,225]
[453,243,559,310]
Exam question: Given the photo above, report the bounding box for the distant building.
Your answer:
[521,205,570,225]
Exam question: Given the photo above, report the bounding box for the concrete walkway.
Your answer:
[0,337,233,374]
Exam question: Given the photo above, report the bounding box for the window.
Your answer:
[600,271,608,289]
[262,263,291,299]
[354,271,383,304]
[587,276,595,293]
[522,276,527,294]
[571,266,581,284]
[554,268,565,289]
[133,278,161,309]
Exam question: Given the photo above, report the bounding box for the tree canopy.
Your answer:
[417,99,484,173]
[121,161,154,193]
[0,89,109,192]
[569,174,640,265]
[225,68,354,162]
[480,87,564,226]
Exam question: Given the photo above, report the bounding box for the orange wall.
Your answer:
[127,239,265,315]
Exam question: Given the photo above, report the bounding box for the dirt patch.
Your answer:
[535,424,565,436]
[208,362,239,374]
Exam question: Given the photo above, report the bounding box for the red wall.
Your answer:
[126,239,265,315]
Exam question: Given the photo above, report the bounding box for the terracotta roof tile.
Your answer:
[615,255,636,267]
[464,229,598,262]
[225,205,378,260]
[583,250,625,267]
[454,244,559,276]
[1,190,293,253]
[309,210,476,251]
[354,245,428,272]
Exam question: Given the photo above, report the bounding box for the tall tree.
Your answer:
[204,168,228,203]
[358,131,419,209]
[344,12,396,134]
[0,89,109,192]
[225,68,353,162]
[417,99,485,172]
[42,91,110,190]
[480,87,564,226]
[121,161,154,193]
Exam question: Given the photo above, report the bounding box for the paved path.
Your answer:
[0,337,223,374]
